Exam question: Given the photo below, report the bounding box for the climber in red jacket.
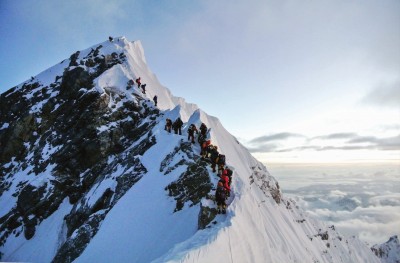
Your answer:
[219,173,230,198]
[135,77,141,88]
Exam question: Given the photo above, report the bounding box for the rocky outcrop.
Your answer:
[0,44,160,262]
[249,164,282,204]
[198,204,218,230]
[164,141,213,212]
[371,235,400,263]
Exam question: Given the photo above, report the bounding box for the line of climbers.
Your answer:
[123,68,231,215]
[164,117,183,135]
[108,38,158,106]
[164,119,233,214]
[108,35,232,215]
[126,76,158,106]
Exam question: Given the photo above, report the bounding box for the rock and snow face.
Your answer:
[372,235,400,263]
[0,37,383,263]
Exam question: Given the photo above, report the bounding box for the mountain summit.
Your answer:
[0,37,380,263]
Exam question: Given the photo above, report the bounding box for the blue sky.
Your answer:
[1,0,399,163]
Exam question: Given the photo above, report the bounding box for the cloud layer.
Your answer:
[271,163,400,245]
[246,132,400,153]
[361,79,400,108]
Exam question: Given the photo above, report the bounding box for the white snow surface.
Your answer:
[372,235,400,263]
[1,37,382,263]
[4,198,72,263]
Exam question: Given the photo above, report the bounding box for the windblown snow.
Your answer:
[0,36,383,263]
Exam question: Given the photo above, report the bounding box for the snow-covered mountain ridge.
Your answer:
[372,236,400,263]
[0,36,383,262]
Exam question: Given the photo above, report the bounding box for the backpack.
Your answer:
[218,154,225,164]
[211,149,219,160]
[216,186,226,200]
[200,123,207,133]
[198,133,205,144]
[226,168,233,176]
[175,118,183,127]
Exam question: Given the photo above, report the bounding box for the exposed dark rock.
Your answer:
[113,158,146,204]
[0,45,161,262]
[16,184,47,215]
[249,165,281,204]
[23,216,37,240]
[52,213,105,263]
[316,230,329,241]
[64,187,114,239]
[59,67,92,99]
[198,203,218,230]
[271,182,282,204]
[0,113,35,164]
[371,235,400,262]
[166,160,213,212]
[160,140,198,175]
[0,34,228,263]
[68,51,80,67]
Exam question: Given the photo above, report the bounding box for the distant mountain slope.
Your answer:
[0,37,381,263]
[372,235,400,263]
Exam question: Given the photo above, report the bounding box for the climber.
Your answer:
[210,145,219,173]
[135,77,141,88]
[153,95,158,106]
[219,172,231,198]
[217,154,226,175]
[224,167,233,186]
[187,124,198,144]
[215,181,227,214]
[198,132,206,145]
[165,118,172,133]
[141,84,146,94]
[201,139,211,157]
[109,36,113,42]
[173,117,183,135]
[199,123,208,136]
[204,143,214,160]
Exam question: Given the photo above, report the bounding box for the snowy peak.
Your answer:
[0,36,166,262]
[372,235,400,263]
[0,36,383,263]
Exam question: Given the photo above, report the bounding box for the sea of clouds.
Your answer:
[269,163,400,246]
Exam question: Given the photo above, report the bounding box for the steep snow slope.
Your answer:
[372,235,400,263]
[0,37,381,263]
[92,38,199,120]
[74,38,379,263]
